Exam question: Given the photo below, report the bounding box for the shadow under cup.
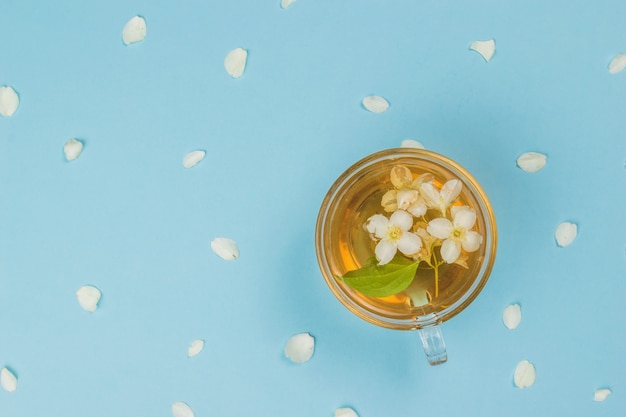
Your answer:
[315,149,497,364]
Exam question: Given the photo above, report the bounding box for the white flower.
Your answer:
[365,210,423,265]
[419,179,462,215]
[381,166,430,216]
[426,206,482,263]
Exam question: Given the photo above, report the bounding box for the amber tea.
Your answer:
[316,149,497,333]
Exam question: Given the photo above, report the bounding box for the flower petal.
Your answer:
[470,39,496,62]
[462,231,482,252]
[401,139,425,149]
[122,16,147,45]
[183,150,205,168]
[224,47,248,78]
[0,368,17,392]
[555,222,577,247]
[389,210,413,231]
[362,95,389,113]
[64,138,84,161]
[427,218,453,239]
[334,407,359,417]
[593,388,612,402]
[440,179,462,206]
[453,206,477,229]
[172,401,195,417]
[280,0,296,9]
[390,165,413,189]
[210,237,240,260]
[440,239,461,263]
[380,190,398,212]
[396,189,418,210]
[513,360,536,389]
[76,285,102,312]
[502,304,522,330]
[407,199,427,217]
[608,54,626,74]
[0,86,20,117]
[375,240,397,265]
[419,182,439,207]
[187,339,205,357]
[397,232,422,256]
[284,332,315,363]
[517,152,547,173]
[365,214,388,237]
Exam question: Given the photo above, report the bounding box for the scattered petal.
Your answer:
[224,48,248,78]
[284,332,315,363]
[187,339,205,358]
[502,304,522,330]
[594,388,612,402]
[362,95,389,113]
[555,222,577,247]
[0,86,20,117]
[608,54,626,74]
[0,368,17,392]
[470,39,496,62]
[280,0,296,9]
[513,360,536,389]
[76,285,102,312]
[183,150,205,168]
[122,16,147,45]
[172,401,195,417]
[516,152,547,173]
[210,237,240,260]
[64,138,83,161]
[401,139,425,149]
[335,407,359,417]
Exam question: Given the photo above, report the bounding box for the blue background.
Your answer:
[1,0,625,416]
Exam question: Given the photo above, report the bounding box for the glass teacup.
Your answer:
[315,148,497,365]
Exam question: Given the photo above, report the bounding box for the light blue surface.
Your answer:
[1,0,625,415]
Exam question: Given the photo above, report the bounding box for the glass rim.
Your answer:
[315,148,498,330]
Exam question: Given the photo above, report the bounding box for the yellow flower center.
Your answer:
[452,228,465,241]
[386,225,403,242]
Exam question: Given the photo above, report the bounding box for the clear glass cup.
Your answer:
[315,148,497,365]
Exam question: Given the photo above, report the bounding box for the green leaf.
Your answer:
[338,256,420,297]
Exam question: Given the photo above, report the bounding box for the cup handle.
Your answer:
[418,325,448,365]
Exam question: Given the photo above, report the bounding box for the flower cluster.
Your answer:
[364,165,483,267]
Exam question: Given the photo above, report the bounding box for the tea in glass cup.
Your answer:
[315,148,497,365]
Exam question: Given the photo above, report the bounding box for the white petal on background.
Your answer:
[210,237,240,260]
[593,388,612,402]
[0,368,17,392]
[335,407,359,417]
[122,16,147,45]
[224,48,248,78]
[608,54,626,74]
[172,401,195,417]
[555,222,577,247]
[182,150,205,168]
[280,0,296,9]
[0,86,20,117]
[516,152,547,173]
[362,95,389,113]
[76,285,102,312]
[502,304,522,330]
[513,360,536,389]
[64,138,83,161]
[470,39,496,62]
[401,139,425,149]
[187,339,205,357]
[284,332,315,363]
